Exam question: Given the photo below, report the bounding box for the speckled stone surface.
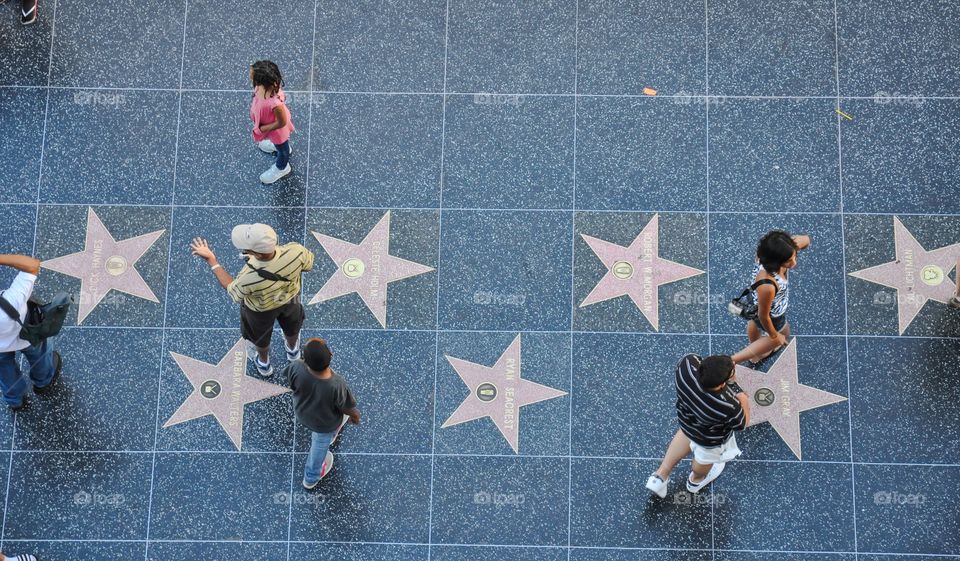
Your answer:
[181,0,315,90]
[578,0,706,96]
[14,328,163,451]
[4,451,151,539]
[576,97,707,211]
[709,98,840,212]
[0,1,52,86]
[49,0,183,88]
[307,93,443,208]
[849,337,960,464]
[438,210,572,330]
[838,0,960,97]
[0,89,45,203]
[430,455,568,545]
[446,0,576,94]
[1,0,959,557]
[856,464,960,555]
[570,458,713,549]
[148,451,291,540]
[288,454,431,542]
[314,0,446,93]
[840,99,960,214]
[175,91,305,207]
[39,90,179,205]
[712,461,855,552]
[443,94,575,209]
[708,0,836,96]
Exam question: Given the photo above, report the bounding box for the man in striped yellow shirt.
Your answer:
[190,224,314,377]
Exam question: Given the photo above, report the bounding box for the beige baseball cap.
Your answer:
[231,223,278,253]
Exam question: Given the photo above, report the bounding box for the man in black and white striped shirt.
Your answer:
[646,353,750,497]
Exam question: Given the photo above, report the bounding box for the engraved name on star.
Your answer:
[734,339,847,460]
[163,339,291,450]
[580,214,704,330]
[849,217,960,334]
[308,211,434,327]
[41,207,165,324]
[442,335,567,453]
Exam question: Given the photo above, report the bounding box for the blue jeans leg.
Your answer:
[275,140,290,169]
[303,429,339,485]
[23,338,54,388]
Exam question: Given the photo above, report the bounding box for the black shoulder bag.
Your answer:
[727,279,778,321]
[0,291,73,346]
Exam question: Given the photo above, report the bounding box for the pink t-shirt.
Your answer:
[250,88,295,145]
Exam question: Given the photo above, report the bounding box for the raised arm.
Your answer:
[0,254,41,276]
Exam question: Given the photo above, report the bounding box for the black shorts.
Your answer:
[240,298,305,348]
[753,313,787,335]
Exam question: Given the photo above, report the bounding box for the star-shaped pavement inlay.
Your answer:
[41,207,165,324]
[735,339,847,459]
[163,339,291,450]
[442,335,567,453]
[849,217,960,334]
[309,211,434,327]
[580,214,704,330]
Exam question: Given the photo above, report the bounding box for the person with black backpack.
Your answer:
[729,230,810,366]
[190,224,314,377]
[0,254,63,411]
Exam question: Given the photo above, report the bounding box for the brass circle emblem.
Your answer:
[754,388,775,407]
[476,383,498,402]
[612,261,634,280]
[104,255,128,276]
[342,258,365,279]
[200,380,222,400]
[920,265,944,286]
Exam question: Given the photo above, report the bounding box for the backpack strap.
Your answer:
[243,262,292,283]
[0,293,24,326]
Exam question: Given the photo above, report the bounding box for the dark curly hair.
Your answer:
[757,230,799,274]
[250,60,284,96]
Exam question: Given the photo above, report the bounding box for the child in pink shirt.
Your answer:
[250,60,295,184]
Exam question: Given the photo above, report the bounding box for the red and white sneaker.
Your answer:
[302,450,335,490]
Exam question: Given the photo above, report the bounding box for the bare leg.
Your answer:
[284,331,299,350]
[257,345,269,363]
[689,459,713,483]
[732,322,791,364]
[655,429,692,479]
[746,320,761,343]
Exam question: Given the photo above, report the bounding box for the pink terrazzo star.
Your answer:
[580,214,704,330]
[849,217,960,334]
[308,211,434,327]
[442,335,567,454]
[163,339,291,450]
[41,207,165,324]
[735,339,847,460]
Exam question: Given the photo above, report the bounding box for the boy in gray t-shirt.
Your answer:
[280,338,360,489]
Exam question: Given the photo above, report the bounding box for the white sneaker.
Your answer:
[686,462,725,494]
[645,473,669,498]
[254,357,274,377]
[302,450,335,490]
[949,295,960,309]
[260,164,291,184]
[257,139,277,153]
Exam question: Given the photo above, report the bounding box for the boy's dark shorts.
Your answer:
[752,313,787,335]
[240,299,305,348]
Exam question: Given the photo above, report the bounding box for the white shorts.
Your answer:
[689,433,742,464]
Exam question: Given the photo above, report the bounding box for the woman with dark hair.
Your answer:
[731,230,810,365]
[249,60,296,184]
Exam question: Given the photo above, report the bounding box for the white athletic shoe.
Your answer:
[260,163,291,184]
[257,139,277,153]
[686,462,725,494]
[303,450,335,489]
[645,473,669,498]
